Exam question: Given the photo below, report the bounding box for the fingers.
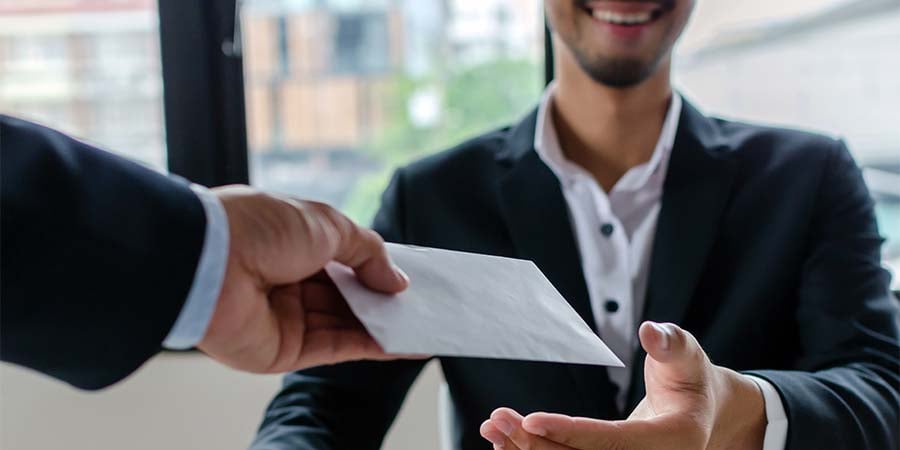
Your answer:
[481,420,517,449]
[268,283,386,371]
[308,201,409,294]
[520,412,623,449]
[218,188,408,292]
[522,411,710,450]
[301,281,355,315]
[482,408,574,450]
[264,284,308,372]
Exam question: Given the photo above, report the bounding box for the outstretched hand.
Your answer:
[481,321,767,450]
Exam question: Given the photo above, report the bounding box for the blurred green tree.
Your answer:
[344,58,542,225]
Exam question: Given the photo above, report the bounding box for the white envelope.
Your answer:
[325,243,623,367]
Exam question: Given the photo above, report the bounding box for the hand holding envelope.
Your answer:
[326,243,623,367]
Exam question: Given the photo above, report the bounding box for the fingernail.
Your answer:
[652,322,670,351]
[393,264,409,284]
[493,418,513,436]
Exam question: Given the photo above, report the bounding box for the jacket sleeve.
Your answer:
[746,140,900,450]
[250,169,430,450]
[0,115,207,390]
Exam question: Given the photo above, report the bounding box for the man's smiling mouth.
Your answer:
[581,1,671,27]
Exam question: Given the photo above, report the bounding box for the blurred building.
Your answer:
[0,0,165,168]
[242,0,542,155]
[242,0,543,209]
[242,2,405,155]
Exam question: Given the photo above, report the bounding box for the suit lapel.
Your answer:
[625,101,738,410]
[496,111,619,418]
[497,151,596,331]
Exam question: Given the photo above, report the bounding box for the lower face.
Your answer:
[546,0,695,87]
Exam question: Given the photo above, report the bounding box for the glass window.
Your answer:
[674,0,900,289]
[332,12,391,75]
[0,0,167,170]
[242,0,544,225]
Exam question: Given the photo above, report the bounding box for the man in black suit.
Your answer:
[0,115,409,390]
[249,0,899,449]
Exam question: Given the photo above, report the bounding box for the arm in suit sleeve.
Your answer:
[249,169,430,450]
[0,115,208,390]
[746,140,900,450]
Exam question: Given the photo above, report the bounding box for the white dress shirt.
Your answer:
[534,82,787,449]
[162,185,229,349]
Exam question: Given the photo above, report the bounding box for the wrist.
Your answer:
[709,367,767,450]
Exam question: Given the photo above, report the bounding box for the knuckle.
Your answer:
[368,231,389,258]
[303,201,351,249]
[348,227,388,266]
[303,200,341,226]
[368,228,386,245]
[669,375,709,397]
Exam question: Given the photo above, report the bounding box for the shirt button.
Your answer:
[604,299,619,313]
[600,223,615,237]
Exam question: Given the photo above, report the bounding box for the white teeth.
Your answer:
[591,9,653,25]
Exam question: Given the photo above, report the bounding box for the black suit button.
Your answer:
[604,299,619,313]
[600,223,614,237]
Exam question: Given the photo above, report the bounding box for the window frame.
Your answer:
[158,0,249,187]
[156,1,552,187]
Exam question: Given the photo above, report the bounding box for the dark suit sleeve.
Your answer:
[746,140,900,450]
[0,115,207,390]
[250,169,430,450]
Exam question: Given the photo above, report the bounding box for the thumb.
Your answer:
[633,323,717,450]
[639,321,708,387]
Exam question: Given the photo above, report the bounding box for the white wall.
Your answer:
[0,354,443,450]
[675,8,900,166]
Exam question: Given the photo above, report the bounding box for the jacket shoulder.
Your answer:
[400,125,512,181]
[711,117,844,165]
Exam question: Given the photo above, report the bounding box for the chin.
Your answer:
[575,52,662,88]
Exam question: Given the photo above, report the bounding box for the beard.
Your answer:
[562,0,676,87]
[569,47,665,88]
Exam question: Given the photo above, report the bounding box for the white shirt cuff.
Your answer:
[162,185,230,350]
[746,375,789,450]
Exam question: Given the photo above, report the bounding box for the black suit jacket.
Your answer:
[0,115,206,390]
[250,101,899,449]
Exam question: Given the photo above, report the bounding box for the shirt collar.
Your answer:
[534,81,682,193]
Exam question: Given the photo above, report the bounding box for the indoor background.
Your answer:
[0,0,897,449]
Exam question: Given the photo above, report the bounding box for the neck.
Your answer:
[551,36,673,191]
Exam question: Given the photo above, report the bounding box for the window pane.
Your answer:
[674,0,900,289]
[0,0,167,170]
[242,0,544,225]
